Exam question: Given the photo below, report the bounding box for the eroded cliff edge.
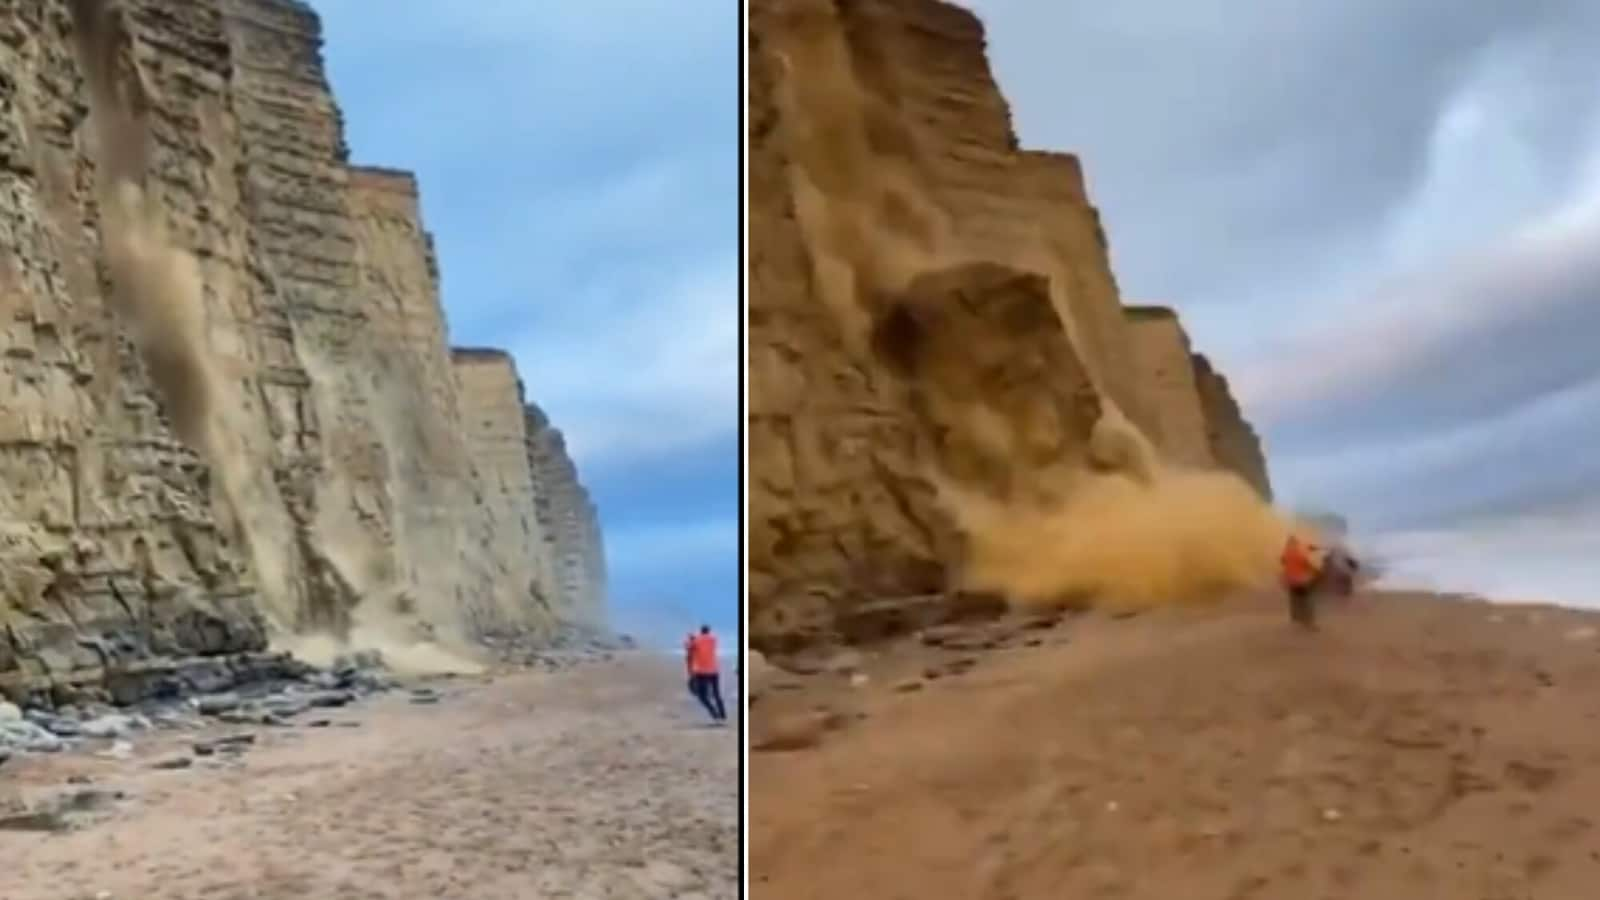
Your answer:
[0,0,607,705]
[749,0,1274,652]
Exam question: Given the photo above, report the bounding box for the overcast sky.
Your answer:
[311,1,738,642]
[966,0,1600,605]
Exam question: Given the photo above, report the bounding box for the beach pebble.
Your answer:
[195,693,242,716]
[0,718,66,753]
[80,714,138,740]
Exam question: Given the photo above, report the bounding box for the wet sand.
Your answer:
[3,654,738,900]
[751,592,1600,899]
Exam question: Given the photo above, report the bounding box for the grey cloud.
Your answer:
[1254,221,1600,532]
[1272,374,1600,530]
[1242,207,1600,453]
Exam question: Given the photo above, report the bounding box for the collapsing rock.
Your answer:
[747,0,1286,648]
[870,263,1111,500]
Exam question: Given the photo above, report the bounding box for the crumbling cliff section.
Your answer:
[749,0,955,650]
[1192,353,1272,501]
[524,403,607,625]
[1123,307,1215,470]
[344,166,517,635]
[450,349,557,623]
[749,0,1271,651]
[222,0,397,634]
[1124,306,1272,496]
[0,0,605,707]
[0,0,280,706]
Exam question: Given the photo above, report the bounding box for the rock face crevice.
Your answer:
[749,0,1272,652]
[0,0,607,706]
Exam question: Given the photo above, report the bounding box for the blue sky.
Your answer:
[310,2,739,643]
[969,0,1600,606]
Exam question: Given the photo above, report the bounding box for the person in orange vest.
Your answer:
[688,625,726,723]
[1280,534,1323,629]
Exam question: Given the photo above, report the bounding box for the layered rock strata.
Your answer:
[748,0,1270,652]
[0,0,605,706]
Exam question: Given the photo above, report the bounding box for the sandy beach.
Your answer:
[3,654,739,900]
[751,591,1600,899]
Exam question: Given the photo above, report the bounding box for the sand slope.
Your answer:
[751,592,1600,899]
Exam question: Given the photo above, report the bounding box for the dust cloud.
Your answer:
[766,2,1303,613]
[945,452,1294,613]
[281,627,484,677]
[67,0,484,672]
[937,408,1300,611]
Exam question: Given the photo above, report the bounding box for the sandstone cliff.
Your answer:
[449,348,559,622]
[524,402,607,627]
[1124,306,1271,496]
[749,0,1275,652]
[0,0,606,706]
[1191,352,1272,501]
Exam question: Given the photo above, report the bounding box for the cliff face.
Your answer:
[0,0,606,706]
[749,0,1272,652]
[524,403,607,626]
[449,348,557,624]
[1123,307,1215,471]
[1191,353,1272,501]
[1123,306,1271,497]
[344,167,531,637]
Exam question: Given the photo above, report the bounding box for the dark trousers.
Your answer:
[690,673,726,720]
[1288,584,1316,628]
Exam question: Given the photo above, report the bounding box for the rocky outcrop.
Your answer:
[0,0,605,707]
[749,0,1271,652]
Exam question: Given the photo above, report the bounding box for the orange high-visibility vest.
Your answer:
[1281,537,1317,588]
[690,633,719,675]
